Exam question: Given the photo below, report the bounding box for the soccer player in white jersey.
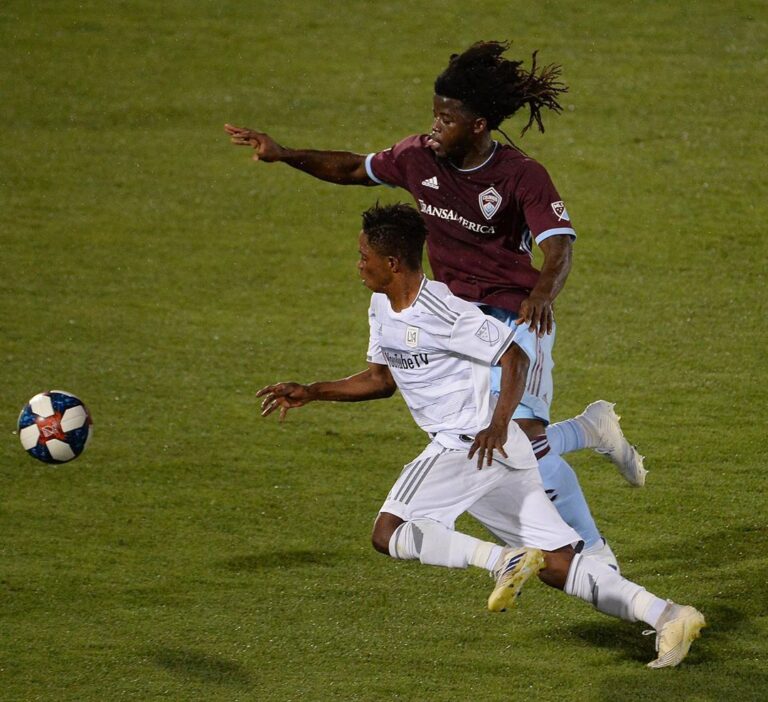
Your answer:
[226,40,645,569]
[257,203,705,669]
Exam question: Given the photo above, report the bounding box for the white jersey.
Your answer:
[366,278,538,450]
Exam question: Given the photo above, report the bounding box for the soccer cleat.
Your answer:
[577,401,647,487]
[582,537,620,573]
[487,547,545,612]
[646,602,706,669]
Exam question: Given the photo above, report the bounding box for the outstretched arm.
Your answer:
[516,234,572,336]
[225,123,373,185]
[468,343,530,468]
[256,363,396,421]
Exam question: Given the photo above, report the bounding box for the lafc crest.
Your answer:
[405,326,419,348]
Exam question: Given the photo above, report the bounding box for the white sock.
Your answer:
[477,543,505,572]
[564,553,647,621]
[388,518,498,570]
[546,418,591,454]
[632,590,669,629]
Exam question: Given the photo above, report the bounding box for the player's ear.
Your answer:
[473,116,487,134]
[388,255,400,272]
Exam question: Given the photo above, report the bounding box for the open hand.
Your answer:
[468,423,508,469]
[225,124,285,162]
[515,293,553,337]
[256,382,311,420]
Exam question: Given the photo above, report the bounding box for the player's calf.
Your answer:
[537,545,574,589]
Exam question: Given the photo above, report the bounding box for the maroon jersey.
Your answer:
[365,134,576,312]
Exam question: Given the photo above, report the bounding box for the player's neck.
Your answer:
[453,133,495,170]
[386,272,425,313]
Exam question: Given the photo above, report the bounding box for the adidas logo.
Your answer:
[421,176,439,190]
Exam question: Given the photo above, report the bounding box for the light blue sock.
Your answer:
[546,418,589,454]
[538,453,601,548]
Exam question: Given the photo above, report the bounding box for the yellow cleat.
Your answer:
[647,603,706,668]
[487,547,545,613]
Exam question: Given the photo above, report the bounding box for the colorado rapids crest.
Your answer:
[478,186,502,220]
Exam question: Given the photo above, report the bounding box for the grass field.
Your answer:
[2,1,767,700]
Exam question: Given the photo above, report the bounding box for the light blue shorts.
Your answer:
[480,305,555,424]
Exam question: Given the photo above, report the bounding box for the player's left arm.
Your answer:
[516,234,572,336]
[468,343,530,469]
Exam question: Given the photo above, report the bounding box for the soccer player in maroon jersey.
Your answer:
[225,41,645,568]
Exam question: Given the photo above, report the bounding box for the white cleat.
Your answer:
[578,400,647,487]
[487,547,545,612]
[582,537,620,573]
[646,602,706,668]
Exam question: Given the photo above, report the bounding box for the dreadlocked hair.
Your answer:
[434,40,568,135]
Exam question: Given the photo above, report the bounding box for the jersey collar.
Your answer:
[450,141,499,173]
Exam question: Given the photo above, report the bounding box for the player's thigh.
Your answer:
[380,445,510,528]
[517,322,555,423]
[484,306,556,423]
[468,465,579,550]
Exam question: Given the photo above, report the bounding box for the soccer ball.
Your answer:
[18,390,93,464]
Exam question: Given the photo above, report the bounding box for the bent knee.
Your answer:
[371,530,391,555]
[371,512,404,556]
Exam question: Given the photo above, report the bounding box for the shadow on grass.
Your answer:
[149,646,252,686]
[566,601,750,668]
[563,521,767,675]
[218,548,341,572]
[565,618,651,665]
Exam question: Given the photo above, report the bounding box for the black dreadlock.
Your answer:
[434,40,568,136]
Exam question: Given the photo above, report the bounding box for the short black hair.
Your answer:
[434,40,567,134]
[361,203,426,271]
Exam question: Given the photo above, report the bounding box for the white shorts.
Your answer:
[482,306,555,424]
[379,431,579,551]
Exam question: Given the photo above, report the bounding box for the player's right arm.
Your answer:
[225,124,372,185]
[257,362,396,420]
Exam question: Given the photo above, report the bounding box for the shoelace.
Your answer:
[642,628,659,651]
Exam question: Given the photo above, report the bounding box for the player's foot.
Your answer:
[487,547,545,612]
[577,401,647,487]
[582,537,620,573]
[646,602,706,669]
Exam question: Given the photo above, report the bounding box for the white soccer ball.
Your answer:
[18,390,93,464]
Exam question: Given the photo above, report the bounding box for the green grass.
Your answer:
[2,1,767,700]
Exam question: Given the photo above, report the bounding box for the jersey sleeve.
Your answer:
[366,296,386,365]
[365,135,423,189]
[518,160,577,245]
[508,323,539,366]
[447,310,515,366]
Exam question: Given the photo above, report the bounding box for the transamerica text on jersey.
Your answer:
[417,199,496,236]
